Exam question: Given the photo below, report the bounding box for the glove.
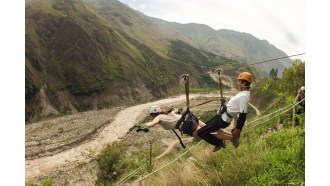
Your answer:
[178,107,183,114]
[232,128,241,139]
[136,124,149,132]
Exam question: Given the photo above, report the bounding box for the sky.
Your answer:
[118,0,305,60]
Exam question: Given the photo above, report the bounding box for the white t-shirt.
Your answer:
[156,113,182,130]
[221,90,250,123]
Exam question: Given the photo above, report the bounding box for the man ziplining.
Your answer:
[197,72,252,151]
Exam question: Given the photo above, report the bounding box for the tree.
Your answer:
[269,68,275,79]
[275,68,278,79]
[269,68,278,80]
[280,59,305,96]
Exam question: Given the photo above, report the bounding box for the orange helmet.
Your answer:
[237,72,252,83]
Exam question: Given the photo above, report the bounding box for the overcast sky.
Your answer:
[118,0,305,60]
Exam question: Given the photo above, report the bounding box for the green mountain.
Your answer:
[25,0,290,121]
[83,0,291,75]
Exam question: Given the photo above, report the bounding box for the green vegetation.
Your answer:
[41,178,53,186]
[251,79,283,111]
[93,61,305,185]
[25,178,53,186]
[96,141,129,185]
[280,59,305,96]
[95,141,161,185]
[25,0,291,121]
[199,109,218,122]
[251,59,305,121]
[25,181,37,186]
[135,100,303,185]
[269,68,279,80]
[105,123,304,186]
[95,108,304,185]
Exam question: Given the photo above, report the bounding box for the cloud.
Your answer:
[139,4,146,9]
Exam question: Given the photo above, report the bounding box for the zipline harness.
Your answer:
[171,74,190,149]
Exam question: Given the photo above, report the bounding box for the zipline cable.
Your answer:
[192,53,305,77]
[117,165,144,185]
[245,98,305,131]
[221,53,305,71]
[245,101,296,126]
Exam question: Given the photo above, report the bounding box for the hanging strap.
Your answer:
[173,106,191,149]
[170,74,191,149]
[181,74,190,108]
[215,68,225,107]
[166,107,186,149]
[175,108,190,129]
[172,129,186,148]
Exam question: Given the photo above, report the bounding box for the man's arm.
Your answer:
[236,112,247,130]
[136,117,161,132]
[146,117,161,127]
[232,112,247,139]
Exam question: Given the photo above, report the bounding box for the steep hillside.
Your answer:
[26,0,154,120]
[165,24,291,77]
[215,29,291,76]
[26,0,241,121]
[25,0,290,121]
[82,0,195,55]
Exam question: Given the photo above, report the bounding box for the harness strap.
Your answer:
[175,108,190,129]
[225,111,233,118]
[172,129,186,148]
[172,108,192,149]
[176,74,190,149]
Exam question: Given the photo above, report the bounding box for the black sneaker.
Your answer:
[212,145,223,152]
[231,138,240,148]
[213,140,225,152]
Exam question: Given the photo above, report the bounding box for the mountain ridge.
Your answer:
[25,0,290,121]
[85,0,291,75]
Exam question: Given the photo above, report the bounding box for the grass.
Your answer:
[95,140,162,185]
[135,122,304,186]
[75,77,305,185]
[117,101,305,185]
[25,178,53,186]
[108,101,304,186]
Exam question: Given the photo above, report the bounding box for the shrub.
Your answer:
[96,141,128,185]
[42,178,52,186]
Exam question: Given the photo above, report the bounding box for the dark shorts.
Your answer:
[180,114,199,136]
[206,114,230,128]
